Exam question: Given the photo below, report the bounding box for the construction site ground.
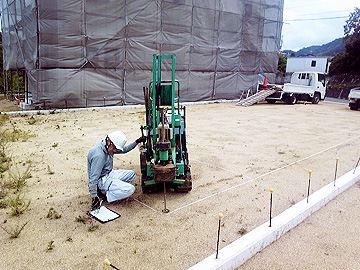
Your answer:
[0,100,359,269]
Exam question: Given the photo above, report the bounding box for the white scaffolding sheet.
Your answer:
[1,0,284,108]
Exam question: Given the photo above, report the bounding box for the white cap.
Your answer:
[107,131,127,151]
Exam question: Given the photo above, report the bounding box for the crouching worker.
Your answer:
[87,130,146,210]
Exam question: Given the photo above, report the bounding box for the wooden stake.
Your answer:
[354,157,360,174]
[216,213,223,259]
[103,259,120,270]
[307,170,312,203]
[334,158,339,186]
[269,188,274,227]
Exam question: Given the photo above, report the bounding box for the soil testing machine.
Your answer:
[140,54,192,194]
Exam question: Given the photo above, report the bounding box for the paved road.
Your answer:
[324,97,349,104]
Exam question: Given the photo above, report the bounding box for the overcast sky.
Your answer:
[282,0,359,51]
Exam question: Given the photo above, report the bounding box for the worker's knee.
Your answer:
[111,169,136,183]
[127,184,135,195]
[106,182,135,202]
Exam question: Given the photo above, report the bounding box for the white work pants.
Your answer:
[98,170,136,202]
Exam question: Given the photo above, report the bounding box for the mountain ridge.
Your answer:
[282,38,345,57]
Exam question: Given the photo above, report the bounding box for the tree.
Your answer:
[0,32,25,97]
[329,7,360,75]
[277,54,287,74]
[344,7,360,38]
[344,7,360,69]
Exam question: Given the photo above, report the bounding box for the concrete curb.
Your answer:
[1,99,238,116]
[1,104,144,116]
[188,167,360,270]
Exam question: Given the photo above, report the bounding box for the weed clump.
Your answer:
[7,193,31,216]
[88,224,99,232]
[76,215,89,224]
[27,116,36,125]
[1,116,35,175]
[238,227,248,235]
[0,200,7,208]
[7,164,32,192]
[0,178,9,201]
[0,131,11,174]
[0,220,29,238]
[4,125,35,142]
[0,115,33,240]
[51,143,58,148]
[47,240,55,251]
[46,207,62,219]
[66,236,73,242]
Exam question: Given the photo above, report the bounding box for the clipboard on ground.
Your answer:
[87,206,120,223]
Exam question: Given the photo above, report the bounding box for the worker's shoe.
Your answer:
[97,190,108,203]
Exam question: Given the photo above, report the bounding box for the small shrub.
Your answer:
[88,224,99,232]
[4,125,35,142]
[7,193,31,216]
[7,163,32,192]
[52,143,58,148]
[76,215,88,224]
[238,227,247,235]
[47,240,55,250]
[0,132,11,174]
[27,116,36,125]
[46,207,61,219]
[0,156,11,173]
[0,200,7,208]
[0,178,9,200]
[66,236,73,242]
[0,220,29,238]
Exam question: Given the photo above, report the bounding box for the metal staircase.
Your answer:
[236,89,276,107]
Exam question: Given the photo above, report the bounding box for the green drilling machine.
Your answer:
[139,54,192,193]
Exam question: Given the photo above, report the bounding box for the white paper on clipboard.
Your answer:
[87,206,120,223]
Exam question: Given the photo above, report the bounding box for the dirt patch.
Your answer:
[0,101,359,269]
[0,95,22,112]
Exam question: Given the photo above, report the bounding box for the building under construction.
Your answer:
[1,0,284,109]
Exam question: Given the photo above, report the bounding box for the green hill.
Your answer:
[283,38,345,57]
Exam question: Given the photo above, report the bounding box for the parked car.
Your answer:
[348,87,360,110]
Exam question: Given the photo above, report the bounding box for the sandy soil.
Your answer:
[0,100,359,270]
[240,181,360,270]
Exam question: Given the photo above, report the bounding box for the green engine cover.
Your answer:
[159,85,172,106]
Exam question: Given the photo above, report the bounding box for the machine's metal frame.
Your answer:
[140,54,192,193]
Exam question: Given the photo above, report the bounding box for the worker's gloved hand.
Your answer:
[135,136,146,144]
[91,196,101,210]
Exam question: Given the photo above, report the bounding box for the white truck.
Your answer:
[265,72,327,104]
[348,87,360,110]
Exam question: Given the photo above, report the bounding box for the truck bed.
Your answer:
[283,83,314,94]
